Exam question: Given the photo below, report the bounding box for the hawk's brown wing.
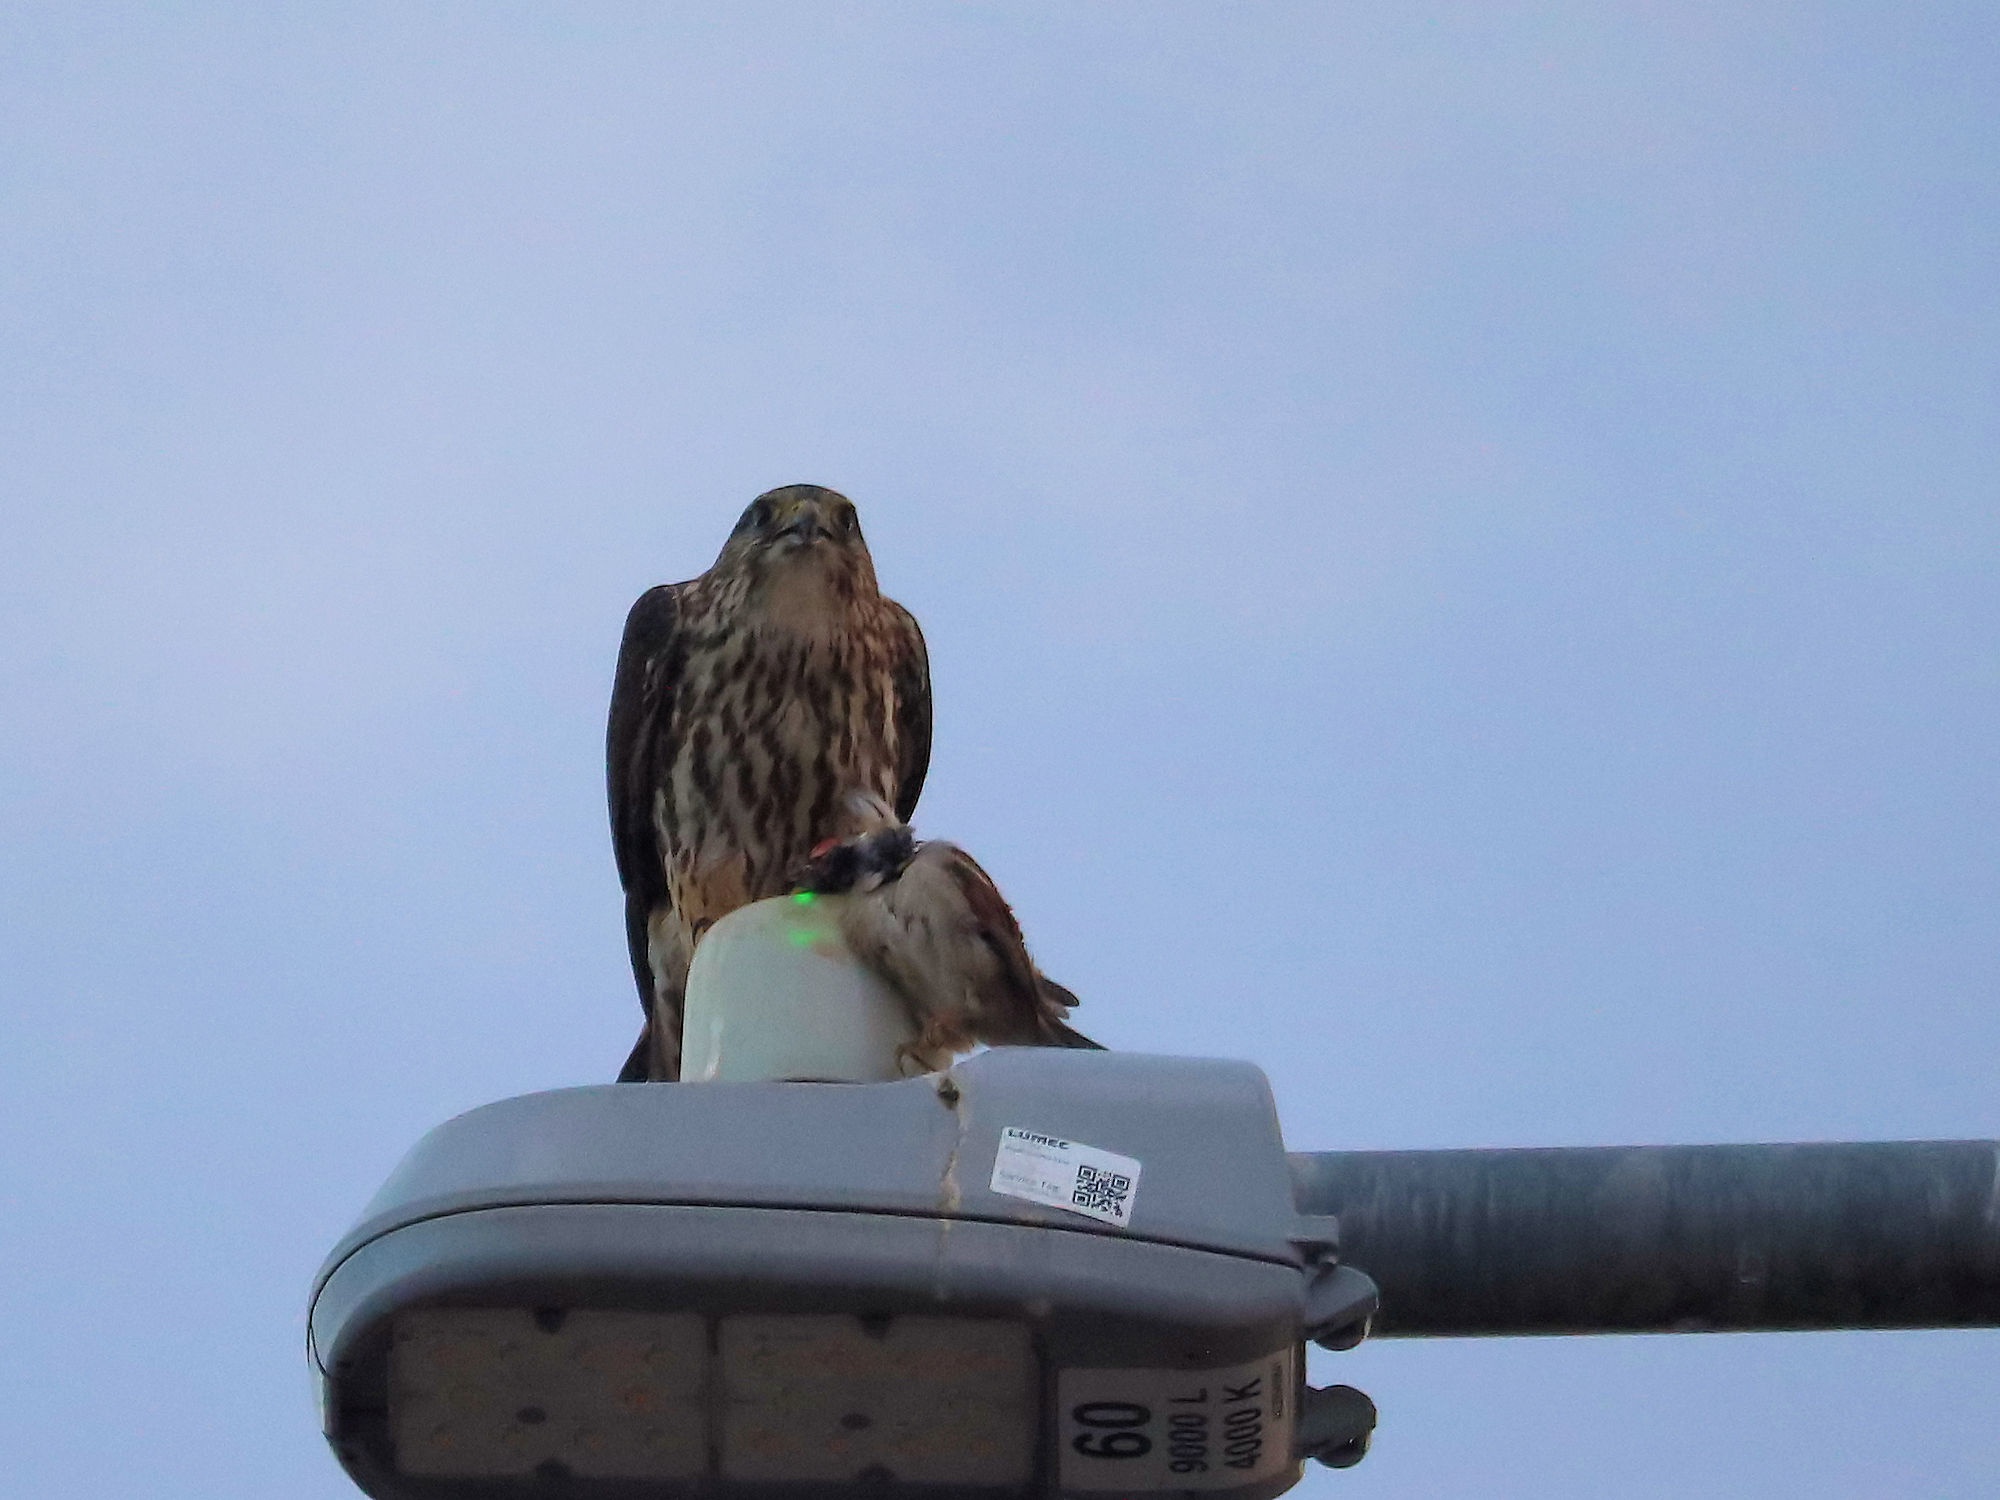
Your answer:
[885,598,932,822]
[607,583,686,1051]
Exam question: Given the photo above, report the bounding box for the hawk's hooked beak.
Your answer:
[775,512,824,545]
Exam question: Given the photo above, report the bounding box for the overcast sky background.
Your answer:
[3,5,1997,1496]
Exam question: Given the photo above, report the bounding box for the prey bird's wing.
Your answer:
[886,600,933,822]
[607,582,686,1022]
[940,843,1044,1009]
[943,842,1103,1050]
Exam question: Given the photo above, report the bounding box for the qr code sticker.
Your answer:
[1072,1163,1134,1219]
[990,1128,1142,1226]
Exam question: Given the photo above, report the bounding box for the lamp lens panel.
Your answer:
[389,1309,706,1480]
[387,1309,1034,1489]
[721,1314,1036,1487]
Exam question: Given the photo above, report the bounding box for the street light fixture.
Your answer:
[311,899,2000,1496]
[311,1049,1379,1498]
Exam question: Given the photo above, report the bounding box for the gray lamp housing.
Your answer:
[311,1050,1376,1499]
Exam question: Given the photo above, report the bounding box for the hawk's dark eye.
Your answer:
[837,503,859,537]
[734,499,771,536]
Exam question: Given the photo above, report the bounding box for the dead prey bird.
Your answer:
[795,795,1102,1072]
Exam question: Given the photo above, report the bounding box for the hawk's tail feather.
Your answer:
[616,1023,654,1083]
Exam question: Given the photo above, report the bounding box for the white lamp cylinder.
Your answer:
[679,892,918,1083]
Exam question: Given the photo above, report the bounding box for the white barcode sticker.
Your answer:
[989,1127,1141,1226]
[1058,1348,1298,1491]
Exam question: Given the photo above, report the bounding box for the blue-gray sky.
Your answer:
[3,5,1997,1496]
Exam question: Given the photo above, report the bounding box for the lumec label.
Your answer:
[990,1127,1141,1227]
[1058,1348,1297,1491]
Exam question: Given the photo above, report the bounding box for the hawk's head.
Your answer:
[712,483,880,600]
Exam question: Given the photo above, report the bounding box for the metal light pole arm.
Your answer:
[1290,1140,2000,1337]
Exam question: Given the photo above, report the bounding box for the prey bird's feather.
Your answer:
[797,798,1101,1072]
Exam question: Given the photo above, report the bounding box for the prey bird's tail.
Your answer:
[1035,975,1106,1049]
[1043,1016,1107,1050]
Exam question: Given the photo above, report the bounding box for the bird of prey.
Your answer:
[795,793,1102,1073]
[607,485,932,1081]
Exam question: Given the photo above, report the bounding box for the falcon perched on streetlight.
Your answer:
[607,485,932,1081]
[796,793,1101,1072]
